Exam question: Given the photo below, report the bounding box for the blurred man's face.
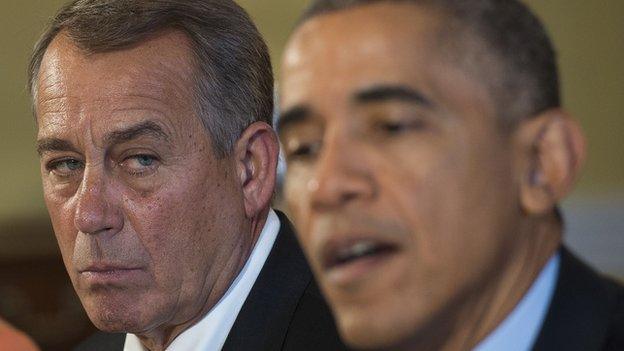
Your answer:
[279,3,523,349]
[36,31,250,335]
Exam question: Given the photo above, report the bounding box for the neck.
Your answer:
[398,214,562,351]
[249,207,270,249]
[136,209,271,350]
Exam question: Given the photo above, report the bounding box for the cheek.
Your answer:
[376,141,446,229]
[378,140,482,270]
[123,170,237,278]
[128,191,206,253]
[396,138,514,278]
[43,189,78,264]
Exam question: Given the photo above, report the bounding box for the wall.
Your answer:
[0,0,621,271]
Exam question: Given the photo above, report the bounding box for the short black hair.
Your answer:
[29,0,274,157]
[298,0,560,125]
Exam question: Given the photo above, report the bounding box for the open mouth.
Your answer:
[324,239,399,271]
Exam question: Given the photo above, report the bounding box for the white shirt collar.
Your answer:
[124,209,281,351]
[473,252,560,351]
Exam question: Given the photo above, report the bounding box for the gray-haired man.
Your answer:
[29,0,347,350]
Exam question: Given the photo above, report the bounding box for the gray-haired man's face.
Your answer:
[35,31,251,339]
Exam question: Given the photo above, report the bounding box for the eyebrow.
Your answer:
[354,84,433,107]
[277,84,434,132]
[36,121,170,156]
[36,138,78,156]
[277,105,312,134]
[103,120,170,145]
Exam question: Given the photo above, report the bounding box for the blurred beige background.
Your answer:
[2,0,622,267]
[0,1,622,349]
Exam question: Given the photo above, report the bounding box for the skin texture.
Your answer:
[0,318,39,351]
[279,3,585,350]
[35,30,279,350]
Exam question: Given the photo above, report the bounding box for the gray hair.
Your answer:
[28,0,274,157]
[298,0,560,127]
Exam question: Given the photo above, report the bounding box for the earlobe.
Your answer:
[234,122,280,219]
[517,109,586,216]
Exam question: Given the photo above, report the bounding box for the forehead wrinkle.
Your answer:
[35,69,68,118]
[37,96,70,116]
[104,120,172,147]
[37,112,70,134]
[117,32,196,104]
[115,59,193,106]
[37,69,66,98]
[36,33,200,147]
[43,31,196,110]
[35,32,79,103]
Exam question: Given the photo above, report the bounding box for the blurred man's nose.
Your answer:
[73,167,123,236]
[309,132,376,211]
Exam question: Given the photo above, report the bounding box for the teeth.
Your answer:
[337,241,377,262]
[350,241,376,257]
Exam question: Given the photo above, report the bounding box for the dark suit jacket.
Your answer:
[533,247,624,351]
[74,211,348,351]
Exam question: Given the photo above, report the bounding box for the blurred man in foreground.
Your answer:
[29,0,346,350]
[278,0,624,350]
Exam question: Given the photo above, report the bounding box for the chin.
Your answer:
[90,318,133,333]
[336,304,418,350]
[87,312,135,333]
[82,295,149,333]
[87,307,139,332]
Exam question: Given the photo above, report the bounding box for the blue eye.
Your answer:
[64,159,83,170]
[136,155,155,167]
[48,158,84,177]
[121,154,160,176]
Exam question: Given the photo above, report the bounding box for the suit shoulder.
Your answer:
[282,279,351,351]
[603,279,624,350]
[534,248,624,351]
[73,332,125,351]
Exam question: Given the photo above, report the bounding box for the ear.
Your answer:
[233,121,280,219]
[514,109,586,216]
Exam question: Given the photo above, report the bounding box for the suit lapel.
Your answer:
[221,211,313,351]
[532,247,617,351]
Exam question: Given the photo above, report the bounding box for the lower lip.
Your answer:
[325,250,398,287]
[80,269,143,286]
